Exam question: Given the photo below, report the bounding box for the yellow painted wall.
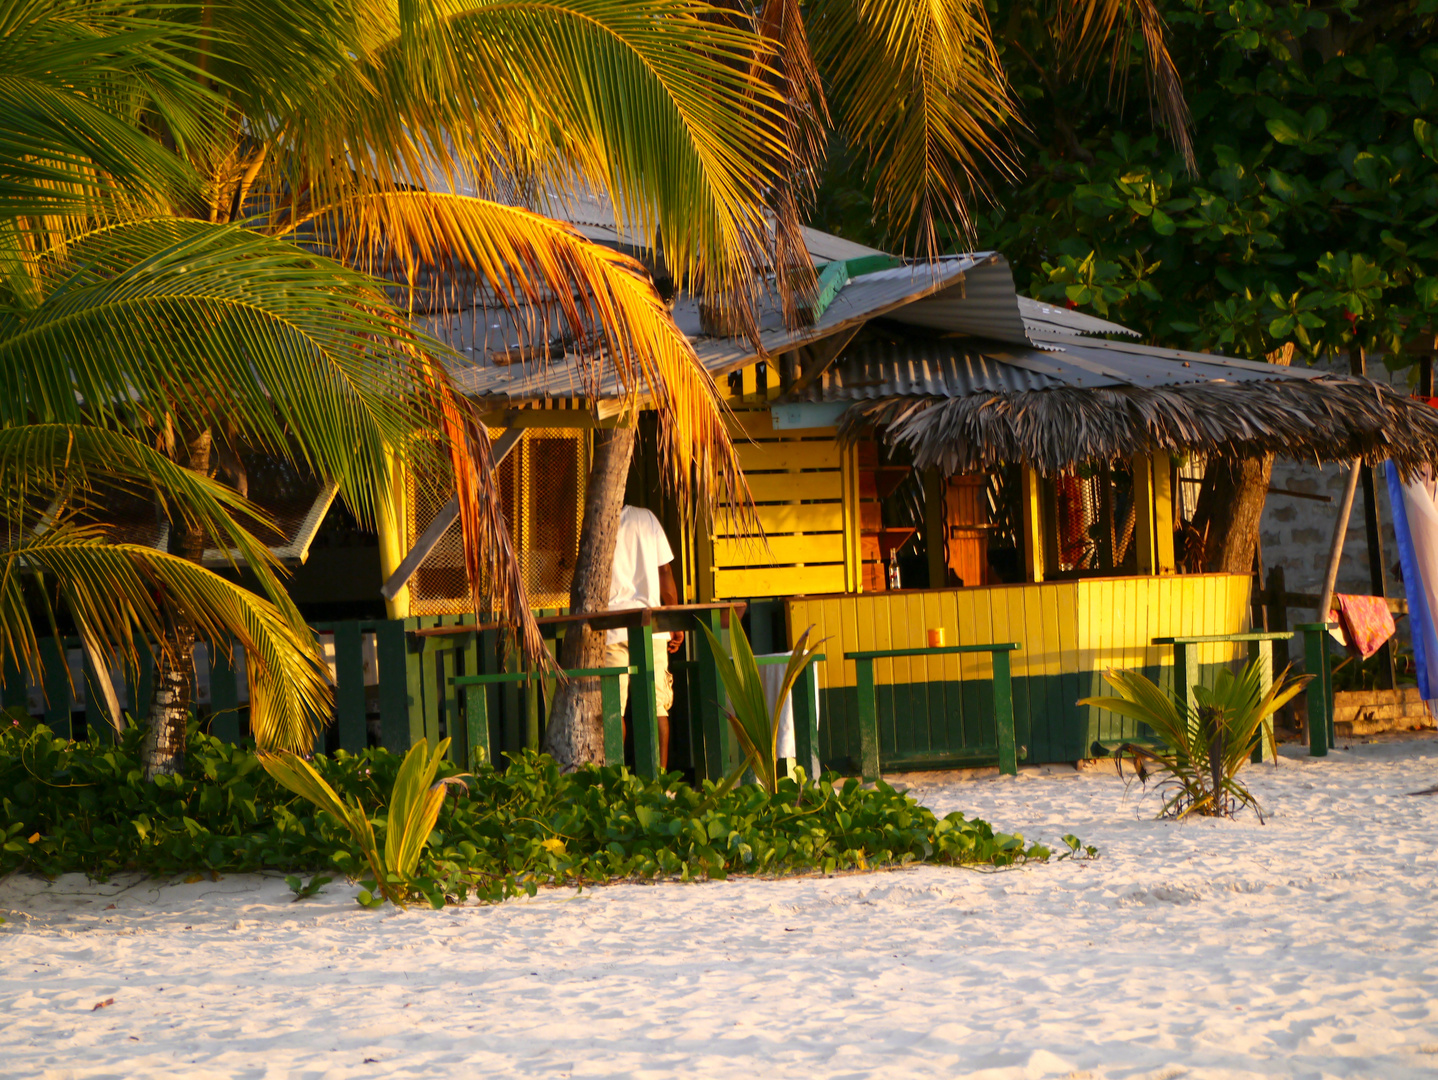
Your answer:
[709,409,853,600]
[788,573,1251,689]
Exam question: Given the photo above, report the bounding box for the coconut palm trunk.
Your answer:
[544,426,635,768]
[141,427,213,778]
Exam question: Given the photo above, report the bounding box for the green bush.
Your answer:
[1,722,1093,905]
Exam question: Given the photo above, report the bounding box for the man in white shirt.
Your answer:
[604,504,684,769]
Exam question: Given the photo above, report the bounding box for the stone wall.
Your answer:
[1259,359,1415,625]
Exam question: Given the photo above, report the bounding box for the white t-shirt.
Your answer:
[607,505,674,645]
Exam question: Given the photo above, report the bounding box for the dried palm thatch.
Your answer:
[847,374,1438,477]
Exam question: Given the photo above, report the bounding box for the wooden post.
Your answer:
[840,441,863,593]
[924,469,946,588]
[1316,462,1361,632]
[376,445,411,620]
[992,648,1018,776]
[1247,637,1276,763]
[1299,622,1333,756]
[629,616,661,778]
[854,656,880,782]
[1132,453,1155,574]
[1173,640,1197,720]
[695,608,733,782]
[1151,456,1177,574]
[600,671,625,766]
[792,654,822,780]
[1022,465,1045,583]
[1098,463,1116,572]
[374,619,411,752]
[332,621,367,753]
[464,681,491,768]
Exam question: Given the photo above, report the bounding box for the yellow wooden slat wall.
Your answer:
[793,575,1252,693]
[710,409,849,600]
[1075,574,1251,672]
[788,582,1080,689]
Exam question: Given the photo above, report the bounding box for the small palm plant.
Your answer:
[260,739,468,907]
[697,621,826,795]
[1079,659,1310,820]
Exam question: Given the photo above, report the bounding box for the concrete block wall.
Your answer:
[1259,358,1417,625]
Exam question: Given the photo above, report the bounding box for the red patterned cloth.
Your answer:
[1333,594,1397,659]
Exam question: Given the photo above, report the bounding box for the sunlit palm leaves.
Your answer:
[0,423,330,749]
[1079,660,1310,819]
[0,0,214,230]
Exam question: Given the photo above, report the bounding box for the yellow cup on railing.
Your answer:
[927,628,946,648]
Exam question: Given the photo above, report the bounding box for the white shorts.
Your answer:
[602,635,674,717]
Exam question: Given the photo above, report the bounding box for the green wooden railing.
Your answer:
[843,643,1023,782]
[5,602,836,781]
[1150,631,1295,764]
[453,665,633,770]
[1093,625,1336,762]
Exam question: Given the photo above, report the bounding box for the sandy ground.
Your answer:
[4,735,1438,1080]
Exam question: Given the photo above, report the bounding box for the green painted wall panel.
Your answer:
[818,661,1235,773]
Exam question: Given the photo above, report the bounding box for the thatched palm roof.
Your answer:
[792,333,1438,475]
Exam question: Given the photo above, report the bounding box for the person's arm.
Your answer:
[659,562,684,651]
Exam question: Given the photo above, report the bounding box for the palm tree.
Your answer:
[543,0,1196,767]
[2,0,791,773]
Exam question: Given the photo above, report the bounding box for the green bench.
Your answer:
[844,643,1023,782]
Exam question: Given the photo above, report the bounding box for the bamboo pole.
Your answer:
[1316,460,1362,632]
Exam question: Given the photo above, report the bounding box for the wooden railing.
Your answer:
[1091,625,1337,761]
[843,643,1023,782]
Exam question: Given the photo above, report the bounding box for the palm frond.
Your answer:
[234,0,788,305]
[809,0,1017,253]
[0,0,215,226]
[1,527,330,751]
[0,218,444,527]
[302,190,750,516]
[1051,0,1192,167]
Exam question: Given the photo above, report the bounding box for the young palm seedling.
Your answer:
[1079,659,1310,820]
[697,620,827,795]
[260,738,468,907]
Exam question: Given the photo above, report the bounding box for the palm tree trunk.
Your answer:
[1193,455,1273,574]
[141,427,212,779]
[543,425,635,769]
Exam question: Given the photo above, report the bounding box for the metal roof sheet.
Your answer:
[438,255,989,403]
[792,334,1325,404]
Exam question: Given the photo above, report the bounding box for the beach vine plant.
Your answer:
[0,723,1094,907]
[1079,659,1310,820]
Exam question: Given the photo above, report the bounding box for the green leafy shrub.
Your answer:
[1,722,1093,905]
[1079,659,1310,820]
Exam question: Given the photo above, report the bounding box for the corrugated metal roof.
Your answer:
[885,257,1138,343]
[1017,297,1139,338]
[439,255,989,403]
[792,334,1325,403]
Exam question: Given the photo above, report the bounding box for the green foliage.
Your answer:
[285,873,332,901]
[1079,659,1311,819]
[975,0,1438,365]
[260,738,465,908]
[0,723,1091,906]
[696,620,827,795]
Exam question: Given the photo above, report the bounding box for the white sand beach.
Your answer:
[4,736,1437,1079]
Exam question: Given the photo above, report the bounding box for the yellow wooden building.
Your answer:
[384,237,1435,772]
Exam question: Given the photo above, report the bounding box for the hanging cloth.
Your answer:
[1384,462,1438,700]
[1331,594,1396,659]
